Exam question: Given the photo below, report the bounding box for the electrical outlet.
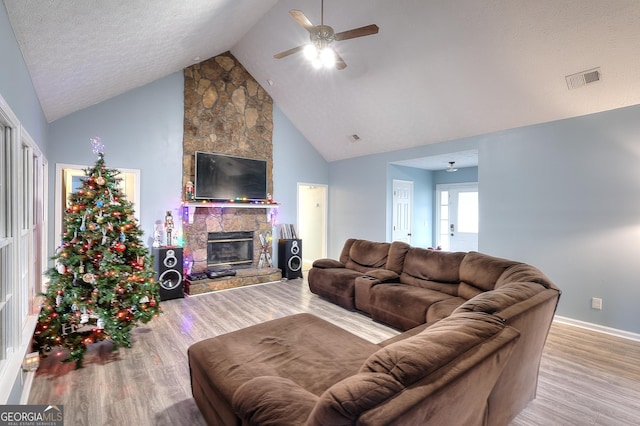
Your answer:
[591,297,603,310]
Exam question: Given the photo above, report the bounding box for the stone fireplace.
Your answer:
[181,52,281,294]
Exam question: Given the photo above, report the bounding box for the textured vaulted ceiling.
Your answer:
[5,0,640,165]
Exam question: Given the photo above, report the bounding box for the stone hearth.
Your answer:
[186,267,281,296]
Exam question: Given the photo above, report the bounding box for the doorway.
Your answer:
[392,179,413,244]
[436,183,478,251]
[297,183,328,272]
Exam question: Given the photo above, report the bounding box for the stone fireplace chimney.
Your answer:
[182,52,275,276]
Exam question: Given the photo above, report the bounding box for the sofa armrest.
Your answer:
[365,269,399,282]
[312,258,345,269]
[232,376,318,425]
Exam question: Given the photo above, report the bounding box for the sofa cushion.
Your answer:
[361,312,509,379]
[400,248,465,288]
[232,376,319,425]
[370,284,454,331]
[458,251,520,295]
[312,258,345,269]
[496,263,556,289]
[344,240,391,273]
[426,297,467,323]
[454,282,547,316]
[308,267,366,310]
[386,241,411,273]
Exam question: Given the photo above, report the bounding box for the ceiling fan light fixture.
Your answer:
[446,161,458,172]
[303,44,317,60]
[320,47,335,68]
[311,57,323,69]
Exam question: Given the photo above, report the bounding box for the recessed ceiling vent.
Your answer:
[349,134,361,142]
[566,67,601,90]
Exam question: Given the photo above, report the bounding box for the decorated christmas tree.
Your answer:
[34,138,162,368]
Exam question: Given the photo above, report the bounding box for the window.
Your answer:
[0,115,15,370]
[0,93,47,403]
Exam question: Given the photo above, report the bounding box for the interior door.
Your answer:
[297,183,328,271]
[392,180,413,244]
[436,183,478,252]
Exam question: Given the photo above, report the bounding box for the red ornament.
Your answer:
[114,243,126,252]
[149,299,156,307]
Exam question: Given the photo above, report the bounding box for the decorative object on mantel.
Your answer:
[184,181,194,201]
[152,222,162,248]
[164,211,175,246]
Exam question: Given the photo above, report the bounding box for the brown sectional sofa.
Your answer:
[187,239,560,425]
[309,239,561,425]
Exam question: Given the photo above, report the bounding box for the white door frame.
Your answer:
[297,183,328,269]
[435,182,479,251]
[392,179,413,244]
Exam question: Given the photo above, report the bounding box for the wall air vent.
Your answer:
[566,68,601,90]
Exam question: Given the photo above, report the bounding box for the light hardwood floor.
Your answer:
[28,278,640,425]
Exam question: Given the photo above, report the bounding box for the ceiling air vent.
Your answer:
[566,68,601,90]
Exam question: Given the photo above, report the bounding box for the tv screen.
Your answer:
[194,152,267,201]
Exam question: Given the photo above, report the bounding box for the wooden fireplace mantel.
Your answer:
[182,201,279,224]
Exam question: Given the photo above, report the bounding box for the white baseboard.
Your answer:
[554,315,640,342]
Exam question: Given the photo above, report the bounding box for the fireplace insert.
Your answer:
[207,231,253,269]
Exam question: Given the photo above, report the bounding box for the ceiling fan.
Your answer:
[273,0,379,70]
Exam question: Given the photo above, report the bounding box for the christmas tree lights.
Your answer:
[34,138,161,368]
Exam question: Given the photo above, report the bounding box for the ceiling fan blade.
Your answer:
[290,10,314,32]
[334,50,347,70]
[334,24,379,41]
[274,45,305,59]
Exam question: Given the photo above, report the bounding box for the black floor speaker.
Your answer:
[153,247,184,300]
[278,239,303,280]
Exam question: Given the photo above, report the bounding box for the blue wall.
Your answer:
[479,105,640,334]
[48,73,185,250]
[272,104,329,226]
[434,167,478,184]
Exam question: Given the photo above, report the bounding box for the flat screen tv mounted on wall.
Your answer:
[194,152,268,201]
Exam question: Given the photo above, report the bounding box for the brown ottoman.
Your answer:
[188,313,380,425]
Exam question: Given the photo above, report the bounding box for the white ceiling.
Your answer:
[5,0,640,169]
